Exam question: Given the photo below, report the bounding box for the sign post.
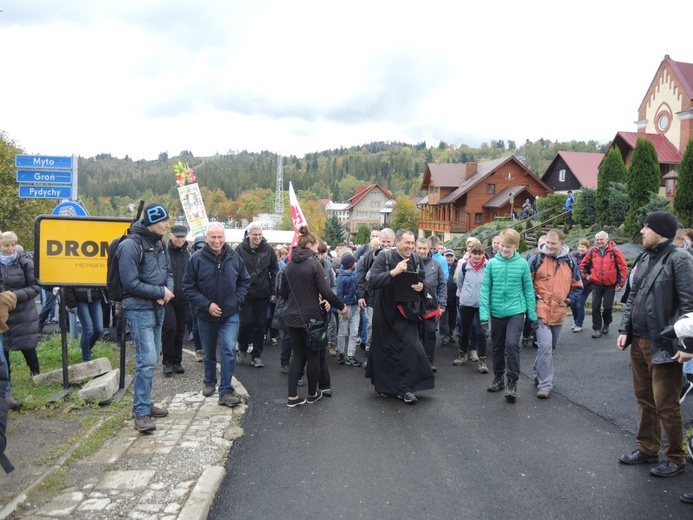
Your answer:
[15,154,78,201]
[34,215,132,401]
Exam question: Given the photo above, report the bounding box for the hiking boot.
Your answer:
[469,350,479,362]
[281,363,290,374]
[237,351,246,363]
[505,380,517,402]
[172,363,185,374]
[336,354,346,365]
[487,375,505,392]
[591,329,603,338]
[306,389,323,404]
[6,394,21,410]
[252,357,264,368]
[601,325,609,335]
[202,385,216,397]
[134,415,156,432]
[345,356,362,367]
[163,363,173,377]
[537,389,550,399]
[478,357,488,374]
[195,350,203,362]
[453,352,468,366]
[150,405,169,418]
[521,336,531,347]
[218,392,242,407]
[329,344,338,357]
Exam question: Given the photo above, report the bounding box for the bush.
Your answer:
[536,193,567,220]
[572,188,596,227]
[606,182,628,227]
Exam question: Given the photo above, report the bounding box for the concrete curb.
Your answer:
[177,466,226,520]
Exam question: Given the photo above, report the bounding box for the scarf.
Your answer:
[469,256,486,271]
[0,252,17,266]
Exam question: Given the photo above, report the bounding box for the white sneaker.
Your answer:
[680,380,693,404]
[572,326,582,333]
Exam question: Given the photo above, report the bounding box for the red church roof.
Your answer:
[614,132,683,164]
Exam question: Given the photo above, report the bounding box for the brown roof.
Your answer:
[425,163,469,187]
[669,58,693,100]
[345,183,393,210]
[614,132,683,164]
[483,186,535,209]
[543,151,604,189]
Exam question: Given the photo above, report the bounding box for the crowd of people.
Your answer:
[3,207,693,504]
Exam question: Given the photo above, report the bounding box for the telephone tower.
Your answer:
[274,154,284,214]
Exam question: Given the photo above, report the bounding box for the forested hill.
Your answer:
[76,138,607,218]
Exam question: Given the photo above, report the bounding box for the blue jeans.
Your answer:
[198,314,240,396]
[127,308,164,418]
[570,288,591,328]
[76,300,104,362]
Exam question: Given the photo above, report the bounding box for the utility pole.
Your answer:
[274,154,284,214]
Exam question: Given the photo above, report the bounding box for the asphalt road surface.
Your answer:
[207,312,693,520]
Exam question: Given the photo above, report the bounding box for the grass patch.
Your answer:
[67,410,131,463]
[26,469,69,504]
[8,335,134,410]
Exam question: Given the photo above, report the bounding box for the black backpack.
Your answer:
[106,234,145,302]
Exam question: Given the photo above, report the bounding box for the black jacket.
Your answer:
[237,237,279,301]
[64,287,107,309]
[0,252,39,352]
[167,240,191,305]
[619,240,693,363]
[0,348,8,459]
[280,246,345,328]
[182,244,251,322]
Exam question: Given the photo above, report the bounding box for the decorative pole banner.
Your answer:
[288,181,307,256]
[173,161,208,237]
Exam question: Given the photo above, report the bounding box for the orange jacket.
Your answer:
[531,246,583,326]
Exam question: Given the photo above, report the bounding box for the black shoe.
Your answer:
[618,450,659,465]
[487,375,505,392]
[650,460,686,477]
[287,397,306,408]
[307,389,323,404]
[281,363,290,374]
[681,492,693,504]
[172,364,185,374]
[398,392,417,404]
[163,364,173,377]
[521,336,530,347]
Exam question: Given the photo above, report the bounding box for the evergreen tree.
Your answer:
[674,139,693,228]
[323,215,345,246]
[625,138,661,236]
[596,148,627,225]
[572,188,596,227]
[355,225,371,245]
[606,182,629,228]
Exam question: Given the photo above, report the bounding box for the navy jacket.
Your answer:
[182,243,250,322]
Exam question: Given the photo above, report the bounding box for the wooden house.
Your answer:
[541,151,604,192]
[345,184,394,237]
[417,157,552,240]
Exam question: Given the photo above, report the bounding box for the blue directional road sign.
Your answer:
[16,170,73,185]
[19,186,72,199]
[15,155,73,170]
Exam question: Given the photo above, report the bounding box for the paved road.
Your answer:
[208,312,693,520]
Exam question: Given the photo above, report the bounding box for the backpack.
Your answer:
[583,246,622,285]
[106,234,145,302]
[531,252,575,279]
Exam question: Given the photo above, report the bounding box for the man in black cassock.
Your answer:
[365,229,435,404]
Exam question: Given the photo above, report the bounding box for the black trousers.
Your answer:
[238,298,270,360]
[591,284,616,331]
[162,301,189,366]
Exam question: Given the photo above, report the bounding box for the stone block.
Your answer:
[32,357,113,385]
[77,369,120,402]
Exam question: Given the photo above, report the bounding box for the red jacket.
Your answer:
[579,242,628,287]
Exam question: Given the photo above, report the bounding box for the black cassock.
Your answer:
[365,249,435,396]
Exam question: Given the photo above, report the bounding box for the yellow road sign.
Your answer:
[34,215,132,286]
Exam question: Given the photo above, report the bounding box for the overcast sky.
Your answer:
[1,1,690,161]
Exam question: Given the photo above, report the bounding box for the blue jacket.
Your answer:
[118,221,173,311]
[182,243,251,322]
[337,269,358,305]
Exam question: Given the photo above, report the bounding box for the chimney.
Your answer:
[464,162,478,179]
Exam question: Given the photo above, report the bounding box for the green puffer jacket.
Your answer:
[479,251,537,322]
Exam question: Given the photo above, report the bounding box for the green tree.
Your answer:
[323,215,345,246]
[390,196,419,233]
[625,138,661,236]
[0,132,53,247]
[674,139,693,227]
[356,225,371,245]
[572,188,596,227]
[606,182,629,228]
[596,148,627,225]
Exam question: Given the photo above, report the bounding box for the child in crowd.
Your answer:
[336,254,362,367]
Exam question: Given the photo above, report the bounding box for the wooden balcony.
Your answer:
[418,220,469,234]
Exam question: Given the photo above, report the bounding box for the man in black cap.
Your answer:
[119,203,174,432]
[162,224,191,377]
[617,211,693,477]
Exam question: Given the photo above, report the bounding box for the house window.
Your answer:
[487,184,495,194]
[559,169,566,182]
[475,213,483,224]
